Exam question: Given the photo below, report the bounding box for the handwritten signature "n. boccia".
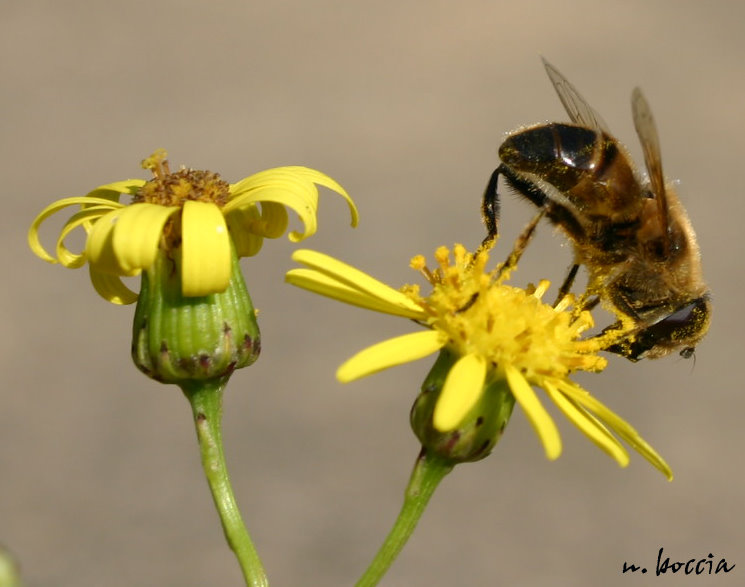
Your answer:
[622,547,735,576]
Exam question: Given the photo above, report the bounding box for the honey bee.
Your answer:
[482,58,711,361]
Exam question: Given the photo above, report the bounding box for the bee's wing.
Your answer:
[631,87,670,247]
[542,57,611,133]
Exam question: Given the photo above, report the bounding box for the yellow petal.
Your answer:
[55,206,115,268]
[286,268,426,319]
[228,184,318,240]
[225,204,265,257]
[556,380,673,480]
[291,249,426,316]
[28,196,123,263]
[505,364,562,460]
[113,203,179,274]
[256,202,290,238]
[181,200,231,296]
[225,200,289,241]
[227,191,293,236]
[84,179,147,203]
[88,266,139,305]
[86,208,142,276]
[227,166,358,242]
[29,179,145,262]
[433,353,487,432]
[542,379,629,468]
[292,167,358,228]
[337,330,446,383]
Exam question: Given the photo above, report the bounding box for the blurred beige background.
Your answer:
[2,1,743,585]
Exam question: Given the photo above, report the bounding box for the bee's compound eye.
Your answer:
[645,297,709,344]
[608,296,711,361]
[659,300,701,329]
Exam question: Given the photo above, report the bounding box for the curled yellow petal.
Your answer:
[433,353,487,432]
[543,379,629,468]
[28,196,123,263]
[227,199,289,239]
[291,249,426,316]
[505,364,561,460]
[228,182,318,239]
[89,266,139,305]
[55,206,115,268]
[228,188,297,233]
[256,201,290,238]
[293,167,358,228]
[85,179,146,203]
[225,204,265,257]
[226,166,358,242]
[337,330,446,383]
[181,200,231,296]
[86,208,141,276]
[112,203,178,274]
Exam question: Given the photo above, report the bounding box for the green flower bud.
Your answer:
[410,349,515,464]
[132,241,260,383]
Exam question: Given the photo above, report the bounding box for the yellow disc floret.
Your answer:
[135,150,230,208]
[407,244,607,381]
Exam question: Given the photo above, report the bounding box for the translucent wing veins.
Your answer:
[542,57,611,133]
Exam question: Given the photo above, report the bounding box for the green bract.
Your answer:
[132,242,260,383]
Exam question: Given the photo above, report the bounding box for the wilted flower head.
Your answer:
[29,149,358,303]
[28,150,359,384]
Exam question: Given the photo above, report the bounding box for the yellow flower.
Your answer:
[28,149,359,304]
[286,243,673,479]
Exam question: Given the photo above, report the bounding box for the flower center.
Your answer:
[407,244,607,380]
[133,149,230,208]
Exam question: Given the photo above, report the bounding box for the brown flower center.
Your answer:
[133,149,230,208]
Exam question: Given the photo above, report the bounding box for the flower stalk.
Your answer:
[356,346,515,585]
[356,449,453,587]
[181,378,268,587]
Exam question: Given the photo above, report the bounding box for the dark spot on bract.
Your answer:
[444,431,461,453]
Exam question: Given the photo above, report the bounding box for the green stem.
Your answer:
[356,448,453,587]
[181,378,268,587]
